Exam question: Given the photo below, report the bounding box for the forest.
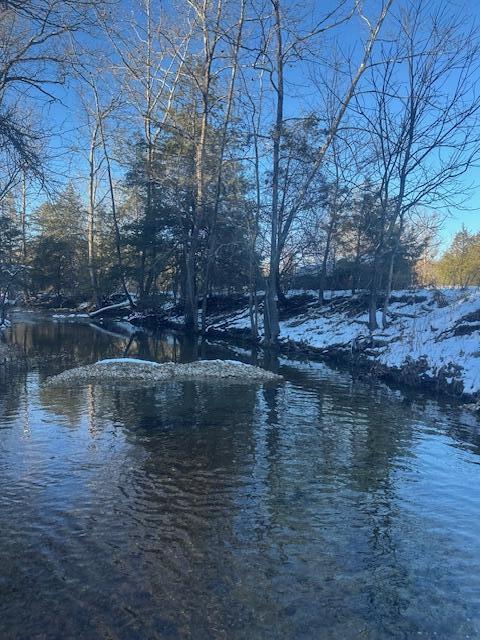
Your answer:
[1,0,480,344]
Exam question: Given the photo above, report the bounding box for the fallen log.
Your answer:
[89,300,132,318]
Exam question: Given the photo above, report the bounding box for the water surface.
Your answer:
[1,313,479,639]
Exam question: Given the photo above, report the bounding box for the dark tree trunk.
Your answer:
[369,258,381,331]
[184,240,198,333]
[276,276,287,307]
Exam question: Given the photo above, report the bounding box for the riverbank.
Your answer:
[7,287,480,406]
[125,287,480,404]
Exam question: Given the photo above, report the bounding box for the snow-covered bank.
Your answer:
[45,287,479,401]
[203,288,480,400]
[45,358,283,386]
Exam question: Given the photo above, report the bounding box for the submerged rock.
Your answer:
[44,358,283,386]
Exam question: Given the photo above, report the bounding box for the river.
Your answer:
[1,312,479,639]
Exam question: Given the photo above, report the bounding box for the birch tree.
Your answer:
[98,0,188,299]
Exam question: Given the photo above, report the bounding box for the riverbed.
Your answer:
[1,312,479,639]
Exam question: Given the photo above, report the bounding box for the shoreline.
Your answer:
[126,288,480,408]
[6,287,480,411]
[202,325,480,407]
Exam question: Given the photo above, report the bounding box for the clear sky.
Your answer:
[419,0,480,246]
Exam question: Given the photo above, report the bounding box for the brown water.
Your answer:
[1,312,480,639]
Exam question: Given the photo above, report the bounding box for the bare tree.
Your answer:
[76,71,134,308]
[200,0,246,335]
[177,0,226,332]
[0,0,111,199]
[252,0,393,345]
[240,65,267,340]
[97,0,189,299]
[355,0,480,329]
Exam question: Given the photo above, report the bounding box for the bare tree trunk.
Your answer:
[184,235,198,332]
[245,67,265,341]
[20,171,28,301]
[369,261,380,332]
[352,229,362,295]
[94,89,134,309]
[21,171,27,263]
[187,92,208,333]
[319,217,335,305]
[248,256,259,341]
[200,233,213,336]
[87,124,101,306]
[264,0,283,347]
[201,0,245,336]
[141,0,156,300]
[381,248,395,329]
[185,7,214,334]
[247,152,260,341]
[382,218,405,329]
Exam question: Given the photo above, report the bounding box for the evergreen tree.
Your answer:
[29,184,89,299]
[437,227,480,287]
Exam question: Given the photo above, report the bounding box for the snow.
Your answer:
[280,289,480,394]
[207,287,480,397]
[52,313,89,319]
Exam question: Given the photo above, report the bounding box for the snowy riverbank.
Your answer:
[189,288,480,401]
[13,287,479,403]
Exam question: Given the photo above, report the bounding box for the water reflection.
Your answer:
[0,313,479,639]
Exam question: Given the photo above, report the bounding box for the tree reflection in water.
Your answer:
[0,313,479,639]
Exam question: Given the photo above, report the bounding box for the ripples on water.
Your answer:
[0,313,479,639]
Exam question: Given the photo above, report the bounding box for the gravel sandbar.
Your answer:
[44,358,283,386]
